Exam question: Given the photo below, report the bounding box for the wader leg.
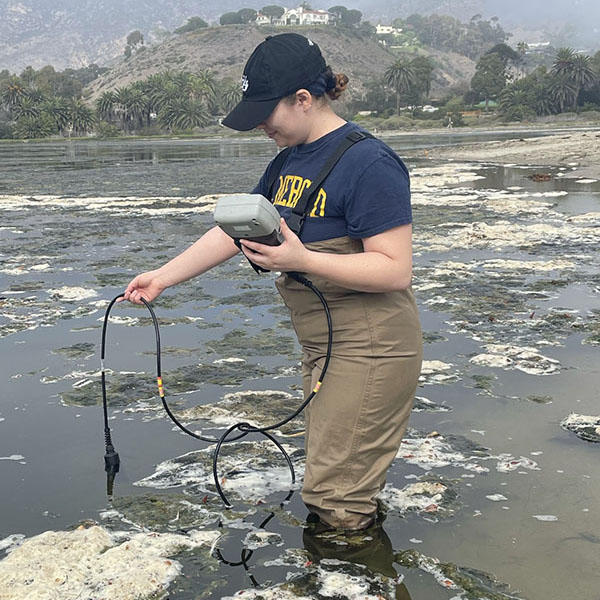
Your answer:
[301,351,421,530]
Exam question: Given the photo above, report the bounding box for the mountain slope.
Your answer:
[85,25,393,99]
[84,25,476,103]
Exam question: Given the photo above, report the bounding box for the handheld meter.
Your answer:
[214,194,284,246]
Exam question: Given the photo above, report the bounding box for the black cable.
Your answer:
[213,490,294,587]
[100,272,332,508]
[210,272,333,507]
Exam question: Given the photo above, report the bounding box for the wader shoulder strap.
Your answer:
[286,130,373,235]
[266,147,293,200]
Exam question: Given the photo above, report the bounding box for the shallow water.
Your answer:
[1,129,600,600]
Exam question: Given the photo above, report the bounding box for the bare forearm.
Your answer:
[156,226,239,287]
[303,250,412,293]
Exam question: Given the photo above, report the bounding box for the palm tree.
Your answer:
[158,99,209,131]
[549,75,577,113]
[12,96,41,119]
[219,80,242,113]
[551,48,596,110]
[96,91,118,124]
[551,47,576,78]
[122,86,149,131]
[14,114,57,139]
[41,97,70,134]
[149,81,180,113]
[516,42,529,77]
[498,87,532,120]
[26,87,47,104]
[113,87,137,132]
[535,85,556,116]
[570,54,597,108]
[188,70,216,101]
[68,100,95,136]
[1,80,26,110]
[383,59,415,115]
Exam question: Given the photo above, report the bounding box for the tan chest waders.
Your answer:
[276,236,422,529]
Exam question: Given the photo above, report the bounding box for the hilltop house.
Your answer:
[256,6,331,26]
[375,24,402,36]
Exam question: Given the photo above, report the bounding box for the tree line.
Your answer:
[218,4,363,27]
[0,67,242,139]
[470,45,600,121]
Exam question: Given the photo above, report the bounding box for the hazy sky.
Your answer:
[485,0,597,23]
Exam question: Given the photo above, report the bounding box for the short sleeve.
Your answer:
[344,151,412,239]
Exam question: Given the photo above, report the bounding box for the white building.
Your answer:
[274,6,331,26]
[255,12,271,25]
[376,24,402,36]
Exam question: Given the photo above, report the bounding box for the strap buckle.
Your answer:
[286,211,305,235]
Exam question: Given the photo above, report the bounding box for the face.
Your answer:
[256,95,310,147]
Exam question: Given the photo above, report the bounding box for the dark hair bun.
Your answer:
[327,73,349,100]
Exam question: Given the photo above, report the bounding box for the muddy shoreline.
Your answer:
[424,129,600,179]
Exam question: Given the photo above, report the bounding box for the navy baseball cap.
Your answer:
[222,33,326,131]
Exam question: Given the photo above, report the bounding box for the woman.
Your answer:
[124,33,422,531]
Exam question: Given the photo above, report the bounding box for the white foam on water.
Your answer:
[532,515,558,521]
[396,435,488,474]
[212,357,247,365]
[421,360,453,373]
[0,193,226,216]
[134,441,303,502]
[496,455,540,473]
[378,481,448,514]
[469,344,560,375]
[0,525,220,600]
[242,530,284,551]
[566,212,600,223]
[417,219,600,253]
[411,163,488,189]
[419,360,460,386]
[47,286,98,302]
[318,571,375,598]
[486,494,508,502]
[561,413,600,428]
[0,455,25,461]
[479,258,575,271]
[0,534,25,553]
[560,413,600,442]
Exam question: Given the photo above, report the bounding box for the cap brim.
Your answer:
[222,97,280,131]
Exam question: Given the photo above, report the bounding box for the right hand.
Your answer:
[121,270,167,304]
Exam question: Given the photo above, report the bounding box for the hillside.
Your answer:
[1,1,596,74]
[85,25,476,103]
[0,0,210,72]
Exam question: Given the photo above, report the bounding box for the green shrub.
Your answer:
[0,122,14,139]
[95,121,121,138]
[579,110,600,120]
[580,103,600,113]
[378,115,414,130]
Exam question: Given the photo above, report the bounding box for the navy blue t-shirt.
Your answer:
[252,122,412,244]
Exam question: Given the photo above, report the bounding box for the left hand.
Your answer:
[240,218,310,273]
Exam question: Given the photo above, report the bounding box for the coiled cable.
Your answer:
[100,272,332,507]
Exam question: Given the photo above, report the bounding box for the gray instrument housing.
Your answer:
[214,194,284,246]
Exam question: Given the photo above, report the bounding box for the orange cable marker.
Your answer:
[313,381,322,393]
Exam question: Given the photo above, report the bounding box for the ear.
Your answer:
[295,89,313,112]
